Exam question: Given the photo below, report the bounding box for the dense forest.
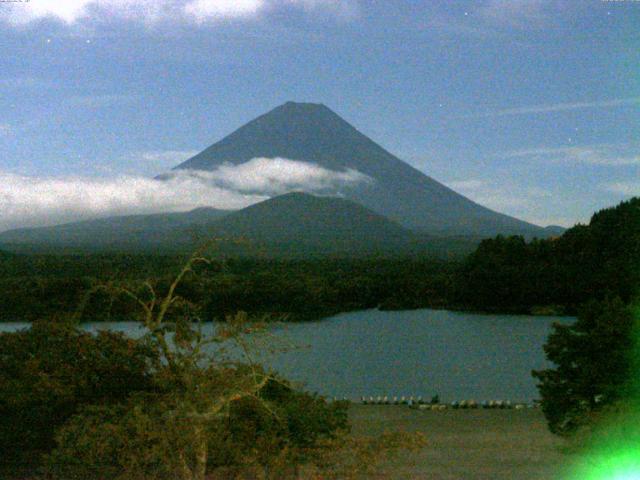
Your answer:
[0,197,637,322]
[455,197,640,314]
[0,254,456,322]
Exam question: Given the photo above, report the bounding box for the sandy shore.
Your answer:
[348,404,576,480]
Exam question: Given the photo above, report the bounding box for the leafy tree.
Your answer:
[1,249,427,479]
[45,251,350,480]
[46,379,350,480]
[0,319,156,461]
[532,298,637,435]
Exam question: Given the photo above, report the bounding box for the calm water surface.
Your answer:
[1,309,572,402]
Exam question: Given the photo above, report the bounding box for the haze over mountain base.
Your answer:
[0,102,564,256]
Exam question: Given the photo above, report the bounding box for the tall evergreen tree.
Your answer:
[532,298,637,435]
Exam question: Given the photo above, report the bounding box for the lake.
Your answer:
[0,309,572,403]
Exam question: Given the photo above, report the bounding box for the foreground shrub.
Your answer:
[7,250,426,479]
[44,251,350,480]
[533,298,637,435]
[45,384,350,480]
[0,319,155,463]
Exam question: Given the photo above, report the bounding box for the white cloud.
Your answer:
[0,124,11,136]
[0,0,354,26]
[168,157,373,194]
[0,158,371,231]
[3,0,95,25]
[466,97,640,118]
[604,181,640,197]
[502,145,640,166]
[469,189,551,211]
[184,0,265,22]
[0,170,259,232]
[2,0,183,25]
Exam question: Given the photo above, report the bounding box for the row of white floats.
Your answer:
[354,396,537,410]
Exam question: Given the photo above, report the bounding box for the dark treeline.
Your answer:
[455,197,640,314]
[1,197,638,322]
[0,253,191,321]
[0,254,456,322]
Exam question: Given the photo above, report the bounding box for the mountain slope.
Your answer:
[204,192,413,256]
[0,208,230,253]
[0,193,481,257]
[202,192,479,257]
[174,101,549,237]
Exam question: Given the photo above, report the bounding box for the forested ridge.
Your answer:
[0,255,456,322]
[455,197,640,314]
[0,197,637,322]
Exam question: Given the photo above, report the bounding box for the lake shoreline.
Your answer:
[0,302,573,324]
[1,309,573,403]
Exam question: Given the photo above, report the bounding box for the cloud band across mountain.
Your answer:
[0,158,372,232]
[169,157,373,194]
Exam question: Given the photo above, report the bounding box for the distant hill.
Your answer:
[203,192,419,257]
[542,225,567,237]
[0,193,480,258]
[0,208,229,254]
[172,101,551,238]
[212,191,405,238]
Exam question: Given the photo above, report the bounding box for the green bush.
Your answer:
[532,298,637,435]
[3,253,352,479]
[0,320,156,462]
[46,398,184,480]
[44,381,348,479]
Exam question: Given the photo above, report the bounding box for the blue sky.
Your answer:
[0,0,638,231]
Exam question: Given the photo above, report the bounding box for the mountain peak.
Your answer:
[281,100,328,110]
[173,101,367,172]
[170,103,549,237]
[258,101,349,129]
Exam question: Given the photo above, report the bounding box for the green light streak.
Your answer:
[571,450,640,480]
[564,303,640,480]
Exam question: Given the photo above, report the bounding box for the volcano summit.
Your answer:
[172,101,547,238]
[0,102,558,255]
